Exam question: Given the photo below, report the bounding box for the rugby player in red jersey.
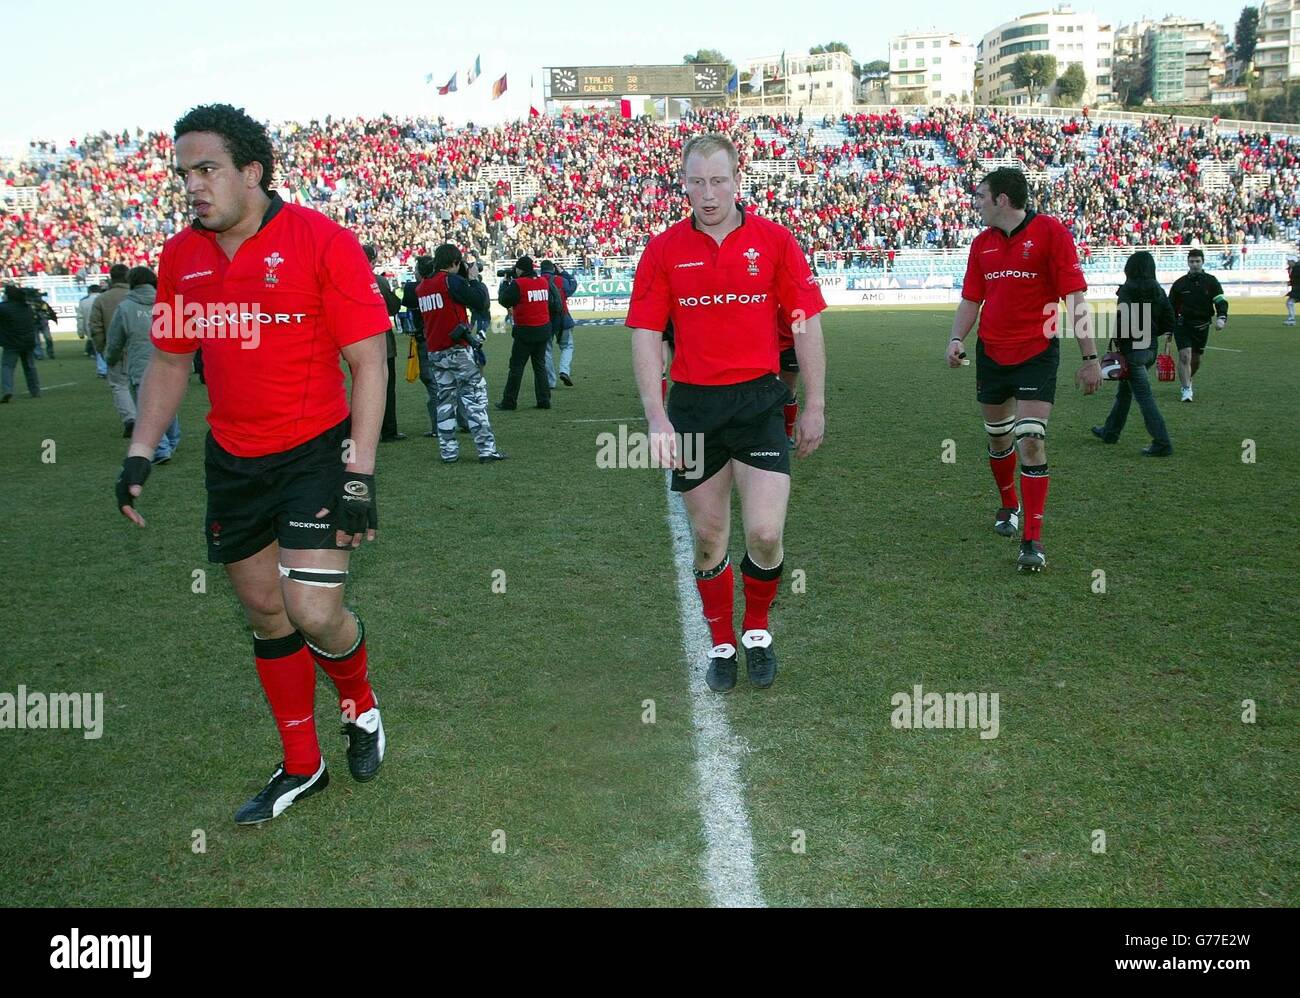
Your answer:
[947,167,1101,571]
[628,134,827,692]
[115,105,391,823]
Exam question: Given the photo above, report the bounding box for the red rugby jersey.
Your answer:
[961,211,1087,366]
[777,306,795,352]
[152,194,390,457]
[626,206,826,385]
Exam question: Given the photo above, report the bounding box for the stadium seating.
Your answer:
[2,107,1296,283]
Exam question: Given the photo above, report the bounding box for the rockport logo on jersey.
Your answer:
[743,248,760,275]
[152,300,308,350]
[677,293,769,307]
[288,520,331,529]
[675,261,705,268]
[0,687,104,740]
[595,424,704,480]
[180,269,215,282]
[50,929,151,978]
[264,251,284,286]
[984,270,1039,281]
[750,450,780,458]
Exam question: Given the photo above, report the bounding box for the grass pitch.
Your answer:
[1,305,1296,906]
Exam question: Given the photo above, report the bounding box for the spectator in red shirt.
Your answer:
[115,104,392,825]
[947,167,1101,572]
[628,134,826,692]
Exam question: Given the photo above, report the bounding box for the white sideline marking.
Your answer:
[40,382,78,390]
[664,474,765,908]
[566,416,647,423]
[1204,346,1243,353]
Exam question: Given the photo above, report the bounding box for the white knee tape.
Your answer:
[1014,418,1047,441]
[278,564,348,588]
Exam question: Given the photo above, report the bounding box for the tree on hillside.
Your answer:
[862,59,891,78]
[1115,57,1151,107]
[1235,7,1259,69]
[1011,53,1058,106]
[1055,63,1088,104]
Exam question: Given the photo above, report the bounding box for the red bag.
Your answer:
[1156,348,1176,382]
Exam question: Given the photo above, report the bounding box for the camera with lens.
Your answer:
[450,322,486,349]
[496,267,516,279]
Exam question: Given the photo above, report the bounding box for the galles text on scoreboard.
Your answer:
[548,65,729,98]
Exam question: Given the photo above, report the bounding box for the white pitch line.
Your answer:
[39,382,78,390]
[1205,346,1243,353]
[664,474,765,909]
[566,416,647,423]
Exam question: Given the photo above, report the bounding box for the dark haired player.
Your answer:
[1168,248,1228,402]
[947,167,1100,572]
[629,133,826,692]
[115,104,392,823]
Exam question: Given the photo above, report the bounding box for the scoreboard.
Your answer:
[547,65,729,98]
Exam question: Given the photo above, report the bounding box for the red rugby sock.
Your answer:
[1020,465,1050,541]
[741,553,783,633]
[989,445,1019,509]
[693,558,735,649]
[306,616,376,720]
[253,632,321,777]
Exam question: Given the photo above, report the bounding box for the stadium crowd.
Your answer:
[3,105,1297,278]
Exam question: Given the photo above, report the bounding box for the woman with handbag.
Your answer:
[1091,251,1175,456]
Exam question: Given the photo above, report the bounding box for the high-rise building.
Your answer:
[1255,0,1300,90]
[888,30,976,104]
[1143,18,1228,104]
[977,6,1115,105]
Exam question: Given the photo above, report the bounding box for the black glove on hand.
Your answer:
[116,455,152,512]
[336,471,377,536]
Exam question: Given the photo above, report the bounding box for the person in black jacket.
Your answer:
[0,284,42,401]
[465,261,492,363]
[1168,248,1228,402]
[365,244,406,441]
[1092,251,1173,456]
[1285,255,1299,326]
[28,290,57,359]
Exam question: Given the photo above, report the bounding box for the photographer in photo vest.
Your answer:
[496,255,560,410]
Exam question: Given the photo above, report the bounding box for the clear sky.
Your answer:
[0,0,1245,154]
